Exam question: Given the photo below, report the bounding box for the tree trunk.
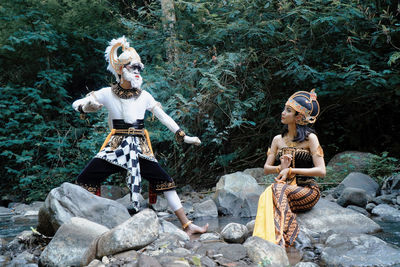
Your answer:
[160,0,177,63]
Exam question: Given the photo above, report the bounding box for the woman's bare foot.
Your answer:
[184,222,209,236]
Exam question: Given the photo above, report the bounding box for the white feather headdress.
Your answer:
[104,36,143,82]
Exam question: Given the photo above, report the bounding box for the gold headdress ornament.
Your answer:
[285,89,320,125]
[104,36,144,82]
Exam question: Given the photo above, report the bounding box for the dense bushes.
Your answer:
[1,0,399,201]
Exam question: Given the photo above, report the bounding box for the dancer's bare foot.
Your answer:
[184,222,209,236]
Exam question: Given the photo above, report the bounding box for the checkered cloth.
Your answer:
[95,135,154,212]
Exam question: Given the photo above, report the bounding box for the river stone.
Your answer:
[246,219,255,235]
[39,217,109,267]
[321,233,400,267]
[37,182,130,236]
[371,204,400,222]
[294,262,319,267]
[346,205,369,216]
[96,208,159,257]
[159,219,189,241]
[243,236,289,267]
[193,199,218,218]
[199,232,221,241]
[219,243,247,261]
[213,172,264,217]
[333,172,379,198]
[297,198,380,234]
[336,187,368,208]
[221,222,248,243]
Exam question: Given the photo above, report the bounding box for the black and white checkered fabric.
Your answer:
[95,135,145,212]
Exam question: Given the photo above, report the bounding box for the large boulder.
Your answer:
[320,233,400,267]
[332,172,379,198]
[243,236,289,267]
[336,187,368,208]
[193,199,218,218]
[213,172,264,217]
[95,209,159,258]
[39,217,109,267]
[297,198,381,235]
[37,182,131,236]
[327,151,375,181]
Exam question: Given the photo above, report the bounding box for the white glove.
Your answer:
[72,94,103,113]
[184,136,201,146]
[81,100,103,113]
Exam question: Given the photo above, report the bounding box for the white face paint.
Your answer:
[122,67,143,89]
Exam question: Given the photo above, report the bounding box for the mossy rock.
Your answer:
[325,151,376,187]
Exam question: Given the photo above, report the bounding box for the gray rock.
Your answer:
[243,168,269,183]
[294,262,319,267]
[371,204,400,222]
[199,233,221,241]
[373,193,397,205]
[159,219,189,241]
[151,196,168,212]
[243,236,289,267]
[333,172,379,198]
[336,187,368,207]
[101,185,129,200]
[221,223,248,243]
[116,193,147,210]
[346,205,369,216]
[246,220,255,235]
[157,256,190,266]
[213,172,264,217]
[40,217,109,267]
[297,198,381,234]
[365,202,376,212]
[138,254,162,267]
[193,199,218,218]
[219,243,247,261]
[8,250,36,266]
[321,233,400,267]
[0,206,13,216]
[113,250,138,262]
[96,209,159,257]
[37,182,130,236]
[12,201,43,215]
[87,259,105,267]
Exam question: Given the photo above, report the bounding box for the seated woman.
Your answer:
[253,89,326,247]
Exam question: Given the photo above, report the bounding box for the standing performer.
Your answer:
[253,89,326,247]
[72,36,208,235]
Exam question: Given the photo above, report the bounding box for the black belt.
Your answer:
[112,119,144,129]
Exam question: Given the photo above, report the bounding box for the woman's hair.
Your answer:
[281,111,316,142]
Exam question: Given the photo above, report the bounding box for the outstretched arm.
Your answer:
[152,106,201,145]
[72,92,103,113]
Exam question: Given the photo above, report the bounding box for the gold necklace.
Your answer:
[283,135,297,147]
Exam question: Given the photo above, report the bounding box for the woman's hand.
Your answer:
[280,154,292,169]
[275,168,290,183]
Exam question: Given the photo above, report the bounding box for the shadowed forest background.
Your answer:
[1,0,399,202]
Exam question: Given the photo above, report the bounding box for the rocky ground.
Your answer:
[1,151,400,267]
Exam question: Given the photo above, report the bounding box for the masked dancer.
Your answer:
[72,36,208,235]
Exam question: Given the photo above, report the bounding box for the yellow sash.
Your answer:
[253,185,276,243]
[99,129,153,154]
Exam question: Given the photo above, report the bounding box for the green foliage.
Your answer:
[366,152,399,185]
[1,0,399,200]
